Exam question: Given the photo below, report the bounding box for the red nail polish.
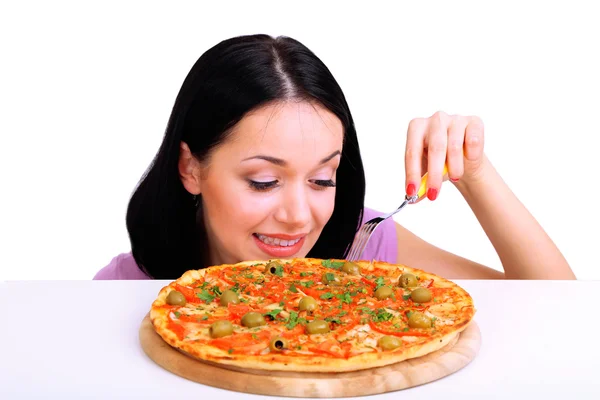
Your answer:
[427,188,438,201]
[406,183,416,197]
[450,177,459,182]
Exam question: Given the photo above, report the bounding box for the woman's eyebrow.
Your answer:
[241,150,341,166]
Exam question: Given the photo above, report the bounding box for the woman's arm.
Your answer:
[452,154,575,279]
[399,111,576,280]
[394,221,506,279]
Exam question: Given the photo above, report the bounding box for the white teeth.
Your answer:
[257,234,301,247]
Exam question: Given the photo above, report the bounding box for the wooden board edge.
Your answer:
[139,313,481,398]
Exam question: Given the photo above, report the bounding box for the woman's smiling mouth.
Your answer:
[252,233,307,257]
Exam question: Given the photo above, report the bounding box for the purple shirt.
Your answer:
[93,207,398,280]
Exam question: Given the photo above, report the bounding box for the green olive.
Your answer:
[378,335,402,351]
[241,312,266,328]
[298,296,318,313]
[399,273,418,288]
[322,272,341,285]
[410,287,432,303]
[408,311,432,329]
[269,336,289,352]
[341,261,360,275]
[266,261,284,275]
[166,290,186,306]
[209,320,234,338]
[374,285,393,300]
[305,319,330,334]
[220,289,239,306]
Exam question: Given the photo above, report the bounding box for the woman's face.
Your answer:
[191,101,344,266]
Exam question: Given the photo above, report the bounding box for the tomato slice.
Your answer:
[166,320,186,340]
[360,277,376,288]
[368,321,429,337]
[173,284,201,303]
[309,339,346,358]
[227,303,252,319]
[280,324,304,338]
[208,329,271,351]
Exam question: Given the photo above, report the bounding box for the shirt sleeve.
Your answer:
[93,252,150,280]
[358,207,398,264]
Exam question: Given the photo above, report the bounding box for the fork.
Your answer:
[345,164,449,261]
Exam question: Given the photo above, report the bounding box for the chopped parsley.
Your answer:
[325,316,342,324]
[285,311,307,329]
[263,309,283,320]
[336,292,353,304]
[273,265,284,277]
[196,290,215,304]
[372,308,394,322]
[321,259,344,270]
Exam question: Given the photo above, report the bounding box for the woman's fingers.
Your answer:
[404,118,428,197]
[447,116,467,182]
[424,112,448,200]
[464,116,485,164]
[404,112,485,201]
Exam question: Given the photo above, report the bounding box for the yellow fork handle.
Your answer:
[416,164,448,199]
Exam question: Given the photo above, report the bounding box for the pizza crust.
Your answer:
[149,258,476,372]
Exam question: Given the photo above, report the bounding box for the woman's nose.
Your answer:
[273,185,311,229]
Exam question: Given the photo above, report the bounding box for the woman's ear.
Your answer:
[178,141,203,195]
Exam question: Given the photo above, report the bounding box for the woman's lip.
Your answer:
[253,235,305,258]
[254,233,307,240]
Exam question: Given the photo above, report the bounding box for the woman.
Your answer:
[94,34,575,281]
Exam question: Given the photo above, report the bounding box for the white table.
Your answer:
[1,280,599,399]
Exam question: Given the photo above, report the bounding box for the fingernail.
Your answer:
[406,183,416,197]
[450,177,459,182]
[427,188,438,201]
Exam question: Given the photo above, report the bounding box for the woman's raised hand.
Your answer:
[404,111,486,200]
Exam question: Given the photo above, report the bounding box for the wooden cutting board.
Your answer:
[139,313,481,398]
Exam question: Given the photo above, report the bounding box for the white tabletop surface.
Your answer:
[1,279,599,399]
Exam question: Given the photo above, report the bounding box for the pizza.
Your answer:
[149,258,476,372]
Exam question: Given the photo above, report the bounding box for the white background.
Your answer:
[0,0,598,281]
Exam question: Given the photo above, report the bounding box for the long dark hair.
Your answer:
[126,34,366,279]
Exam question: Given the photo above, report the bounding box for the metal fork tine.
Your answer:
[353,224,375,260]
[347,221,377,261]
[347,196,418,261]
[348,233,366,260]
[346,195,420,261]
[350,225,370,260]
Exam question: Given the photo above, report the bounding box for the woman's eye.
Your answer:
[311,179,336,188]
[248,180,279,191]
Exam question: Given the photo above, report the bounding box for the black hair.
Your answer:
[126,34,366,279]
